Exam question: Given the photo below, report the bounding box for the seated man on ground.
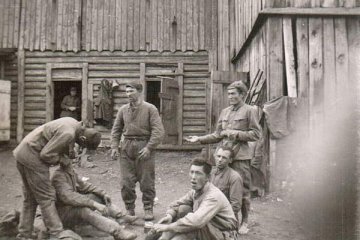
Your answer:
[153,158,239,240]
[51,161,138,240]
[211,146,243,225]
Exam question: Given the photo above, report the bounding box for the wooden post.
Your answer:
[17,49,25,142]
[45,63,54,122]
[82,63,88,122]
[87,83,94,127]
[0,61,4,78]
[140,63,146,99]
[266,17,284,192]
[283,17,297,98]
[177,62,184,145]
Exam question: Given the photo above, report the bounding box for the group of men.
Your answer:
[13,80,261,240]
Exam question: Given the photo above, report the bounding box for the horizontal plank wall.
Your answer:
[22,51,209,144]
[18,0,218,53]
[3,54,18,140]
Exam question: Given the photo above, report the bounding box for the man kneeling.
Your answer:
[153,158,239,240]
[51,161,137,240]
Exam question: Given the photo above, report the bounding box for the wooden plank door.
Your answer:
[159,77,179,145]
[0,80,11,141]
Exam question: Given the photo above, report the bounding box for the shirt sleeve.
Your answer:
[76,173,106,197]
[52,171,96,209]
[166,190,194,219]
[198,110,225,144]
[169,194,222,233]
[146,106,165,150]
[110,108,124,149]
[234,107,261,142]
[61,96,70,110]
[39,129,74,166]
[229,174,243,214]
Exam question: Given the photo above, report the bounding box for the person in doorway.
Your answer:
[13,117,101,240]
[60,87,81,120]
[185,80,261,234]
[152,158,239,240]
[211,146,243,222]
[51,161,138,240]
[111,82,165,221]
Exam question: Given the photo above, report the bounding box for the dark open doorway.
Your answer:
[53,81,82,120]
[146,80,161,110]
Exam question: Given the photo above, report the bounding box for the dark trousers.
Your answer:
[57,194,120,236]
[16,162,63,237]
[230,160,251,223]
[119,139,155,210]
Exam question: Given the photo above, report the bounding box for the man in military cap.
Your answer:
[13,117,101,240]
[186,81,261,234]
[111,82,165,221]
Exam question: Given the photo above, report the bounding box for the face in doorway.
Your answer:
[189,165,209,191]
[227,88,244,106]
[125,86,141,103]
[214,148,232,170]
[70,90,77,97]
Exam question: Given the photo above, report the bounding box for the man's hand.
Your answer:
[220,129,238,139]
[59,156,72,168]
[103,194,112,206]
[184,136,200,143]
[153,223,170,233]
[111,149,119,160]
[158,214,172,224]
[93,202,109,216]
[138,147,151,161]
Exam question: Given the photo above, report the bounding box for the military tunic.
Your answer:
[111,101,164,210]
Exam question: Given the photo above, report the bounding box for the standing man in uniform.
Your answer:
[111,83,165,221]
[13,117,101,240]
[186,81,261,234]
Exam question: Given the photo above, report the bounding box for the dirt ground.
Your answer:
[0,148,307,240]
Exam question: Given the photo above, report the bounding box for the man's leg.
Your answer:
[120,141,138,213]
[138,152,155,212]
[17,162,64,237]
[230,160,251,234]
[16,162,38,238]
[74,207,136,240]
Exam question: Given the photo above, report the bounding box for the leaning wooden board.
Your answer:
[0,80,11,141]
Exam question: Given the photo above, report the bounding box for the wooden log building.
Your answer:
[0,0,359,170]
[1,0,360,237]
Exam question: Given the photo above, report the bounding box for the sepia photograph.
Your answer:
[0,0,359,239]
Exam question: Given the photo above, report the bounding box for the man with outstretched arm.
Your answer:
[186,81,261,234]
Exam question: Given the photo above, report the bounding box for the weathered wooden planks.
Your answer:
[13,0,216,52]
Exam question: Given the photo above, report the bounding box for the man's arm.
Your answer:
[39,130,74,166]
[146,106,165,150]
[165,190,194,219]
[229,174,243,215]
[52,171,97,209]
[197,109,226,144]
[110,108,124,149]
[167,195,222,233]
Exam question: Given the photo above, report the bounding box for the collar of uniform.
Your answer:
[215,166,230,175]
[194,181,210,199]
[231,102,245,111]
[128,100,143,111]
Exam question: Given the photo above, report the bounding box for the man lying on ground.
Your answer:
[51,161,138,240]
[152,158,239,240]
[211,146,243,224]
